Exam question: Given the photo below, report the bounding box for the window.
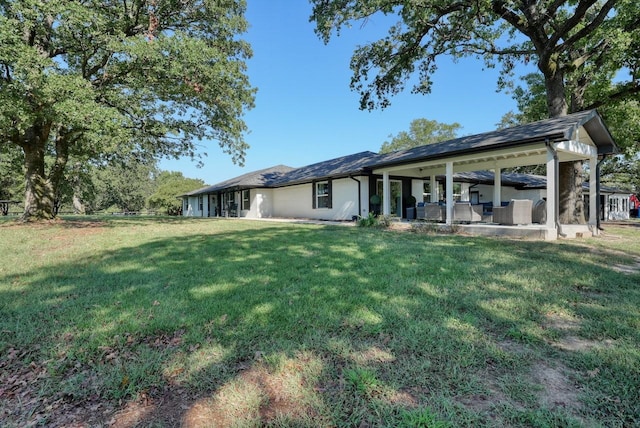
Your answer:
[198,195,203,211]
[242,189,250,210]
[313,180,332,209]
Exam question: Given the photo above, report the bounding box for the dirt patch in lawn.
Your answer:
[531,361,581,411]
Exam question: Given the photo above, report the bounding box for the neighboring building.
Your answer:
[182,110,623,239]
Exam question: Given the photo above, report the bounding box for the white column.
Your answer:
[546,147,557,230]
[445,162,454,225]
[589,157,598,235]
[493,167,502,209]
[383,171,390,216]
[430,174,438,203]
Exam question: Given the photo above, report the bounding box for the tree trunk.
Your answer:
[22,141,56,221]
[558,162,586,224]
[544,68,585,224]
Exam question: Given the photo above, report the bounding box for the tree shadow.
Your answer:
[1,219,638,426]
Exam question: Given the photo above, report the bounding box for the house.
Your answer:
[183,110,621,239]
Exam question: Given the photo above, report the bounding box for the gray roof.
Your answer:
[454,170,628,194]
[453,171,548,189]
[183,165,294,196]
[373,109,617,169]
[183,110,618,195]
[269,151,380,186]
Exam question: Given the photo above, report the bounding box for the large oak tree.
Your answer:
[311,0,640,223]
[1,0,255,221]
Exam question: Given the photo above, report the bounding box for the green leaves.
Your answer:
[310,1,640,115]
[1,0,255,219]
[379,118,462,153]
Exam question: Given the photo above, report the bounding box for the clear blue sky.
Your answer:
[160,1,523,185]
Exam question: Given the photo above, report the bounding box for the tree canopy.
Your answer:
[0,0,255,220]
[379,118,461,153]
[311,0,640,223]
[148,171,206,215]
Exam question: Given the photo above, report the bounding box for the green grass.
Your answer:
[1,216,639,427]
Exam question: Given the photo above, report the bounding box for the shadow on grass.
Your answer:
[1,218,638,426]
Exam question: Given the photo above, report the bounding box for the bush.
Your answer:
[357,212,391,228]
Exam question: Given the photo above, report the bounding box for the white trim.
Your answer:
[553,140,598,157]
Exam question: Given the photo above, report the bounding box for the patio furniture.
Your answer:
[417,203,445,221]
[493,199,533,225]
[532,199,547,224]
[453,202,482,222]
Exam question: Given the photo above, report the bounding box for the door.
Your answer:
[377,179,402,217]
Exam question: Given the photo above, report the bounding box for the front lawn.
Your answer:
[1,217,638,427]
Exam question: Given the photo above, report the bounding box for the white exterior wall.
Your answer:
[359,176,370,218]
[245,189,275,218]
[502,188,545,202]
[273,177,361,220]
[183,196,205,217]
[472,184,545,204]
[411,180,424,204]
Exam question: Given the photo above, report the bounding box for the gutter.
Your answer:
[546,140,567,238]
[350,176,362,218]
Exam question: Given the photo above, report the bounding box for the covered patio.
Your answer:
[372,110,618,240]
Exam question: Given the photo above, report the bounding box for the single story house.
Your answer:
[182,110,624,239]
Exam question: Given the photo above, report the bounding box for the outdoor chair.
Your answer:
[453,202,482,222]
[227,202,238,217]
[493,199,533,225]
[532,199,547,224]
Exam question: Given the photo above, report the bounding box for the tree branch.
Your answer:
[551,0,615,51]
[585,82,640,110]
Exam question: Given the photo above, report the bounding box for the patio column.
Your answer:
[493,167,502,209]
[546,146,557,231]
[430,174,438,203]
[382,171,391,216]
[445,161,453,225]
[589,156,598,235]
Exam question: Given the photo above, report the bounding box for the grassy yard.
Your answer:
[1,217,639,427]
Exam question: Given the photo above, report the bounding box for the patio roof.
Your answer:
[371,109,617,176]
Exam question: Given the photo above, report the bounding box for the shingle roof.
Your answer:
[453,171,548,189]
[183,165,294,196]
[373,109,617,169]
[454,170,628,194]
[183,110,618,195]
[269,151,380,186]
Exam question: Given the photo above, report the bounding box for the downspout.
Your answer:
[546,139,567,238]
[350,176,362,219]
[596,154,608,231]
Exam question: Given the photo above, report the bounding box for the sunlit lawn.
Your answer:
[1,216,639,427]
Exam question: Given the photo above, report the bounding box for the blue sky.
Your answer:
[160,1,524,185]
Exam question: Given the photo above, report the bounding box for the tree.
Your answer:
[0,0,255,221]
[0,145,24,202]
[379,118,461,153]
[75,156,158,213]
[148,171,206,215]
[310,0,640,223]
[505,72,640,190]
